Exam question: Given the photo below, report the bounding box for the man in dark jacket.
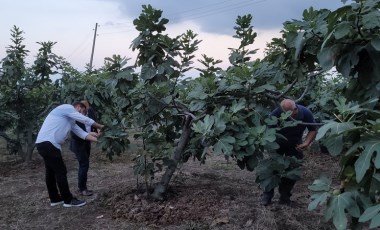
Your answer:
[261,99,317,206]
[70,100,97,196]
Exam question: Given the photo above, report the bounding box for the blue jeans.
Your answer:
[70,140,91,191]
[37,142,73,203]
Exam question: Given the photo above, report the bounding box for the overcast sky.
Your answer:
[0,0,348,73]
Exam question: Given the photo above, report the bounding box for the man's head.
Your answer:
[80,99,90,110]
[72,101,87,115]
[280,99,298,118]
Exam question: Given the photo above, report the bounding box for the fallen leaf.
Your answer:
[245,219,253,227]
[211,217,229,227]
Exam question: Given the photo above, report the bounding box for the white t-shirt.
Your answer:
[36,104,95,150]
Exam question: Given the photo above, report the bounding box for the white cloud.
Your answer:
[1,0,345,73]
[164,20,282,73]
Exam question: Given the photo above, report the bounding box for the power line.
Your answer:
[98,0,267,36]
[98,28,136,35]
[99,0,266,30]
[98,0,235,29]
[67,30,93,59]
[167,0,235,16]
[169,0,267,22]
[98,21,134,30]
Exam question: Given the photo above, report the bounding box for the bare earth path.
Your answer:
[0,140,338,230]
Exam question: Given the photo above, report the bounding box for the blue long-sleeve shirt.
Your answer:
[36,104,95,150]
[270,104,316,144]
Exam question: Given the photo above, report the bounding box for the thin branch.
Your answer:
[0,131,12,141]
[286,115,325,126]
[274,78,298,99]
[265,89,292,100]
[177,112,196,120]
[295,77,312,103]
[296,69,325,102]
[38,102,59,118]
[306,69,324,78]
[298,122,325,126]
[265,69,325,101]
[356,2,365,39]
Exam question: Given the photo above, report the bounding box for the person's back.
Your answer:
[36,104,95,150]
[271,104,316,144]
[36,104,75,149]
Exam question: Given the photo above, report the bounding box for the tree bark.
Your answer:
[151,114,193,200]
[0,131,24,160]
[25,126,35,163]
[0,131,12,142]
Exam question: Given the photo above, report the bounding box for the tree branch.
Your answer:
[295,77,312,103]
[38,102,59,118]
[274,78,298,99]
[295,69,324,102]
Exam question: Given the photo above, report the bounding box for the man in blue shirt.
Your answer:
[261,99,317,206]
[36,102,104,208]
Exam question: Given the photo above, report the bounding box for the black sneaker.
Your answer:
[79,189,93,196]
[260,193,272,206]
[63,198,86,208]
[50,200,64,207]
[279,198,291,206]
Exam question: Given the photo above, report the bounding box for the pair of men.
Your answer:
[36,101,102,207]
[36,99,315,208]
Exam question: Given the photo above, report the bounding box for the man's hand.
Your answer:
[92,122,104,130]
[85,132,98,142]
[89,132,99,137]
[298,130,317,152]
[296,142,309,152]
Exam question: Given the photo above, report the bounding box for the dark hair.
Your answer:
[72,101,86,109]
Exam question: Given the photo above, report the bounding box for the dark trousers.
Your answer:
[265,142,303,201]
[70,141,91,191]
[36,142,73,203]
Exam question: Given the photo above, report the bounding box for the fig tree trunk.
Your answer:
[24,126,35,163]
[151,115,193,200]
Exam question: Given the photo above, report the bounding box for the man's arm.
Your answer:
[296,107,317,151]
[67,110,98,130]
[72,123,100,142]
[296,130,317,151]
[85,132,99,142]
[91,122,104,130]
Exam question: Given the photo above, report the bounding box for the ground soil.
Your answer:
[0,138,340,230]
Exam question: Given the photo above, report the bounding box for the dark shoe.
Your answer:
[79,189,93,196]
[260,193,272,206]
[63,198,86,208]
[50,200,64,207]
[279,197,291,206]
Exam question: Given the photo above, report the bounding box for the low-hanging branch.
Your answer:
[37,102,59,118]
[274,77,298,99]
[265,69,324,101]
[295,69,324,102]
[295,77,312,103]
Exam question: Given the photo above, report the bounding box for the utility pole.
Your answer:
[89,23,98,71]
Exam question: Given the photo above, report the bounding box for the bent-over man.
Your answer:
[261,99,317,206]
[35,102,104,208]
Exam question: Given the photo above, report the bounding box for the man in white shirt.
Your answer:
[35,102,104,208]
